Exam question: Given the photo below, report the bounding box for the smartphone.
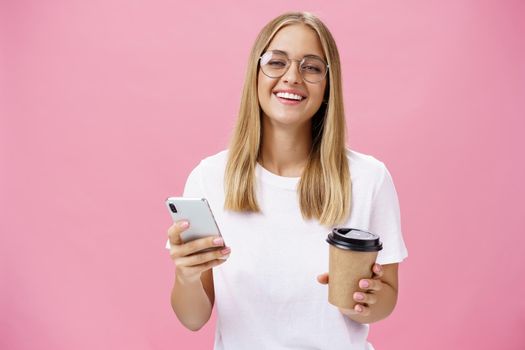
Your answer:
[165,197,223,251]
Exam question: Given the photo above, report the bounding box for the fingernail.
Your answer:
[220,247,230,255]
[213,237,224,246]
[355,305,363,313]
[359,280,369,288]
[354,293,364,301]
[179,221,189,228]
[375,264,382,273]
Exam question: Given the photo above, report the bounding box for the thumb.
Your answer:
[316,272,329,285]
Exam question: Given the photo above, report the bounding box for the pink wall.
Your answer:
[2,0,524,349]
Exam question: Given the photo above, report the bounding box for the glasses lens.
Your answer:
[300,57,327,83]
[260,51,288,78]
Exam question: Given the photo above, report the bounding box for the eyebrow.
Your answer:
[270,49,326,61]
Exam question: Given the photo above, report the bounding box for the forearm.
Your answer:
[345,282,398,324]
[171,274,212,331]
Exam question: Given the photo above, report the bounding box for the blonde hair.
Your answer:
[224,11,351,226]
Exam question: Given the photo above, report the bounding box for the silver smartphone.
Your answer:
[165,197,223,251]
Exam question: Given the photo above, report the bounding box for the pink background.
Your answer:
[2,0,524,349]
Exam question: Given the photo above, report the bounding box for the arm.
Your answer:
[168,221,230,331]
[345,163,405,323]
[171,269,215,331]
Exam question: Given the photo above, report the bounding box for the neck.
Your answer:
[258,117,312,177]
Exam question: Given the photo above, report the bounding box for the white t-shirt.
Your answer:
[168,149,408,350]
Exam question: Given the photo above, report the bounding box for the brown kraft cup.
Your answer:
[326,228,383,309]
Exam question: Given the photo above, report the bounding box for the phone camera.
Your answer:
[169,203,177,213]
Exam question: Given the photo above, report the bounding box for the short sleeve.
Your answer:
[181,162,205,198]
[165,163,205,249]
[369,164,408,264]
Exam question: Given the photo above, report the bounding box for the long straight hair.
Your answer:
[224,12,351,226]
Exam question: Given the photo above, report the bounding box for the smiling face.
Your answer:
[257,24,328,128]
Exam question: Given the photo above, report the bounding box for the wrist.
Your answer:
[175,271,202,287]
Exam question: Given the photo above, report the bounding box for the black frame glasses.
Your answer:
[258,50,329,84]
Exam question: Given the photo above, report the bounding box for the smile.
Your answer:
[275,92,305,101]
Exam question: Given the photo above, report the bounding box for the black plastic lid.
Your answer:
[326,228,383,252]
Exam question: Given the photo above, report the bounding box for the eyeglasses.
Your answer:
[259,50,329,84]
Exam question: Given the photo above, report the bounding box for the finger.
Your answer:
[175,246,231,267]
[358,279,382,292]
[185,258,227,276]
[338,307,359,316]
[176,258,227,282]
[353,292,378,305]
[167,220,190,245]
[372,263,383,278]
[178,235,225,257]
[316,273,329,285]
[354,303,371,316]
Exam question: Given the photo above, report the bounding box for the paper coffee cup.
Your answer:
[326,228,383,309]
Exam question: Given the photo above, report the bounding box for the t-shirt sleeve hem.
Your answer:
[376,251,408,265]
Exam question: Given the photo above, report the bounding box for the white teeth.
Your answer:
[276,92,304,101]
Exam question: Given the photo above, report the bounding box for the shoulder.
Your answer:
[198,149,229,169]
[188,149,229,180]
[346,148,388,183]
[183,149,229,196]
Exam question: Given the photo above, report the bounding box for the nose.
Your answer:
[281,60,303,84]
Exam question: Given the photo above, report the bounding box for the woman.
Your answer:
[167,11,408,350]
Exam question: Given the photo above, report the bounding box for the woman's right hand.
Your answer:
[167,220,230,284]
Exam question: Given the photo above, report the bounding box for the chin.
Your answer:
[265,113,311,127]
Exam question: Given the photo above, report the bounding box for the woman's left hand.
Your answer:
[317,263,384,316]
